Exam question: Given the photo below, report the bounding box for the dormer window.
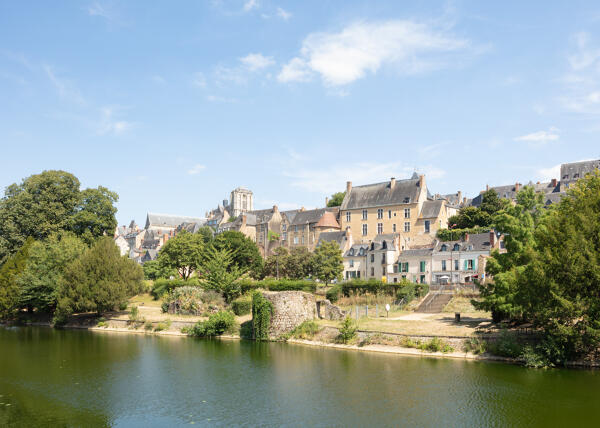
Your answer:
[440,244,447,252]
[453,243,460,251]
[382,241,387,250]
[349,249,355,256]
[370,242,375,251]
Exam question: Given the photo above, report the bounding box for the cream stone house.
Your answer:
[364,233,401,280]
[281,208,340,252]
[388,247,434,284]
[343,244,369,280]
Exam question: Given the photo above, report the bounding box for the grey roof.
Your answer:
[340,177,422,210]
[344,244,369,257]
[369,233,399,251]
[248,208,276,224]
[434,232,493,253]
[317,231,347,248]
[398,248,433,258]
[176,222,205,234]
[146,213,206,229]
[560,159,600,183]
[282,209,300,223]
[420,200,444,218]
[289,208,333,226]
[544,192,565,205]
[141,249,158,262]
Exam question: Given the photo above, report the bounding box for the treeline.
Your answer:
[0,171,143,323]
[473,172,600,366]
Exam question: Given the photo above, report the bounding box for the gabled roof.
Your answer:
[248,208,277,224]
[420,200,444,219]
[146,213,206,229]
[341,177,422,210]
[344,244,369,257]
[315,210,340,228]
[560,159,600,182]
[289,208,338,226]
[317,231,347,249]
[434,232,493,253]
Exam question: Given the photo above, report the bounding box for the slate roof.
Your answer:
[544,192,565,205]
[434,232,493,253]
[248,208,276,224]
[420,200,444,218]
[146,213,206,229]
[289,208,339,226]
[369,233,399,251]
[560,159,600,182]
[282,209,300,224]
[345,244,369,257]
[317,230,346,247]
[176,222,206,234]
[398,248,434,258]
[340,177,422,210]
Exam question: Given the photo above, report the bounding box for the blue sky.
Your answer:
[2,1,600,226]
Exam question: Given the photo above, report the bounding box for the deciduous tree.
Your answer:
[157,230,204,280]
[311,241,343,284]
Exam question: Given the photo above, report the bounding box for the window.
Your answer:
[283,232,287,241]
[293,236,298,244]
[393,278,398,283]
[301,236,304,245]
[282,224,287,231]
[346,212,351,222]
[377,209,383,219]
[393,224,397,233]
[393,264,398,273]
[455,259,459,271]
[349,249,354,256]
[349,259,354,268]
[362,210,368,220]
[424,220,430,233]
[377,223,383,234]
[381,241,387,250]
[401,262,409,272]
[500,240,505,249]
[388,210,392,219]
[382,254,386,264]
[404,208,410,218]
[442,260,447,271]
[453,243,460,251]
[362,224,368,236]
[294,225,298,233]
[370,254,375,262]
[440,244,447,252]
[420,261,426,273]
[404,222,410,232]
[370,267,375,277]
[467,259,474,270]
[420,275,426,284]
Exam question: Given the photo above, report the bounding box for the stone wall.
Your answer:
[316,299,346,320]
[261,291,316,338]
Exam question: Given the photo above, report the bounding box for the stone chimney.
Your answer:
[300,206,305,212]
[457,191,462,202]
[346,181,352,193]
[273,205,279,213]
[486,184,489,191]
[464,232,469,242]
[418,174,425,188]
[390,177,396,189]
[241,215,247,227]
[463,197,467,205]
[551,178,558,188]
[489,230,496,247]
[515,182,521,192]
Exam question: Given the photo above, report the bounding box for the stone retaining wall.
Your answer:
[261,291,316,338]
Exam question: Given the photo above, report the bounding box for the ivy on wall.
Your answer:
[252,292,273,341]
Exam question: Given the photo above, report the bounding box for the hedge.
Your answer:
[151,278,200,299]
[326,284,342,303]
[231,295,252,316]
[236,279,317,294]
[341,279,429,303]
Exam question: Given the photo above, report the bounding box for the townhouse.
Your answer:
[281,207,340,252]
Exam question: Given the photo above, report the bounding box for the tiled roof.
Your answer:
[420,200,444,218]
[340,177,422,210]
[434,232,493,252]
[344,244,369,257]
[315,211,340,228]
[317,231,347,248]
[146,213,206,229]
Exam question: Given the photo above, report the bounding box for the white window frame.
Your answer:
[377,209,383,219]
[377,223,383,234]
[346,212,351,222]
[404,208,410,218]
[362,210,368,220]
[362,224,368,236]
[404,222,410,232]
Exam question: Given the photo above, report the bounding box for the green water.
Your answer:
[1,327,600,427]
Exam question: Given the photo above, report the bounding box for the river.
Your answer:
[1,326,599,427]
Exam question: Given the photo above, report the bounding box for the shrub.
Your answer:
[231,295,252,316]
[144,321,153,331]
[151,278,200,300]
[252,292,273,341]
[188,311,236,337]
[161,302,169,313]
[463,337,487,355]
[418,337,453,353]
[239,320,253,339]
[326,284,342,303]
[520,345,552,368]
[119,302,128,311]
[129,306,139,322]
[399,337,420,348]
[290,321,320,340]
[163,286,225,315]
[236,279,317,294]
[337,316,357,344]
[489,329,522,358]
[154,320,171,332]
[97,321,107,328]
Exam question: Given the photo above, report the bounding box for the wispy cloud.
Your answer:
[192,72,207,87]
[276,7,292,21]
[560,32,600,114]
[43,64,86,105]
[537,163,561,182]
[418,142,449,158]
[88,2,110,18]
[514,127,559,147]
[206,95,238,103]
[243,0,259,12]
[240,53,275,71]
[278,19,470,86]
[188,164,206,175]
[97,107,133,135]
[151,75,166,84]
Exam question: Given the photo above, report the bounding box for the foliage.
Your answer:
[520,345,552,369]
[326,284,342,303]
[436,226,490,242]
[157,230,204,280]
[129,306,140,322]
[188,311,236,337]
[488,329,522,358]
[70,187,118,245]
[463,336,487,355]
[200,245,247,302]
[0,238,34,319]
[327,191,346,207]
[267,231,280,242]
[54,237,144,323]
[212,231,263,279]
[154,320,171,332]
[337,316,357,344]
[163,286,225,315]
[142,260,176,280]
[311,240,343,284]
[264,246,314,280]
[290,320,320,340]
[151,277,200,299]
[236,278,317,294]
[231,295,252,316]
[196,226,215,244]
[417,337,453,353]
[252,292,273,341]
[340,279,426,301]
[226,216,237,223]
[16,232,86,314]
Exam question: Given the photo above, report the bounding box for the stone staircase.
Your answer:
[416,292,453,313]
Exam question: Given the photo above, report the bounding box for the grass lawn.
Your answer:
[442,296,490,318]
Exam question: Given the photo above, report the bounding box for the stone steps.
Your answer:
[415,293,453,313]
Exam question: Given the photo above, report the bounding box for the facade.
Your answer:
[560,159,600,191]
[364,233,400,281]
[339,174,450,249]
[229,187,254,217]
[389,247,434,284]
[282,208,341,251]
[343,244,369,280]
[114,235,130,256]
[252,206,283,257]
[316,229,353,254]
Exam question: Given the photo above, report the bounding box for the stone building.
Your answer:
[281,207,341,251]
[342,244,369,280]
[229,187,254,217]
[252,206,283,257]
[560,159,600,191]
[145,213,206,233]
[389,247,434,284]
[339,174,450,249]
[363,233,401,280]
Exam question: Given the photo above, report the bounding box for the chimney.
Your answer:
[464,232,469,242]
[463,197,467,205]
[418,174,425,188]
[300,206,305,212]
[515,182,521,192]
[241,215,247,227]
[551,178,557,188]
[272,205,279,213]
[489,230,496,247]
[457,191,462,202]
[346,181,352,193]
[486,184,489,191]
[390,177,396,189]
[325,197,329,205]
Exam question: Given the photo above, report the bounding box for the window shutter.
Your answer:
[464,260,468,270]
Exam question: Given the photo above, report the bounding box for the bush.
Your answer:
[97,321,107,328]
[341,279,425,299]
[118,301,128,311]
[161,302,169,313]
[326,284,342,303]
[489,329,522,358]
[144,321,153,331]
[129,306,139,322]
[151,278,200,300]
[520,345,552,368]
[337,316,357,344]
[236,279,317,294]
[418,337,453,353]
[188,311,236,337]
[290,321,320,340]
[163,286,225,315]
[154,320,171,332]
[463,337,487,355]
[231,295,252,316]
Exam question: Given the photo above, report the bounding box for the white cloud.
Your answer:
[514,127,559,147]
[192,72,207,87]
[43,65,86,105]
[284,161,445,194]
[560,32,600,114]
[187,164,206,175]
[240,53,275,71]
[151,75,166,84]
[537,164,561,182]
[276,7,292,21]
[418,142,449,158]
[206,95,238,103]
[97,107,133,135]
[243,0,259,12]
[278,20,469,86]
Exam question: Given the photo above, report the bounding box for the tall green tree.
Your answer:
[17,232,87,314]
[263,247,290,278]
[200,245,246,302]
[55,237,144,322]
[287,247,314,279]
[327,192,346,207]
[157,230,204,280]
[0,171,80,263]
[0,238,34,319]
[213,231,263,278]
[311,241,343,284]
[142,259,177,280]
[71,186,118,244]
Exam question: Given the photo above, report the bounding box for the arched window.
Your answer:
[453,243,460,251]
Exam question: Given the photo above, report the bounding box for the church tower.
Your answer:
[230,187,253,217]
